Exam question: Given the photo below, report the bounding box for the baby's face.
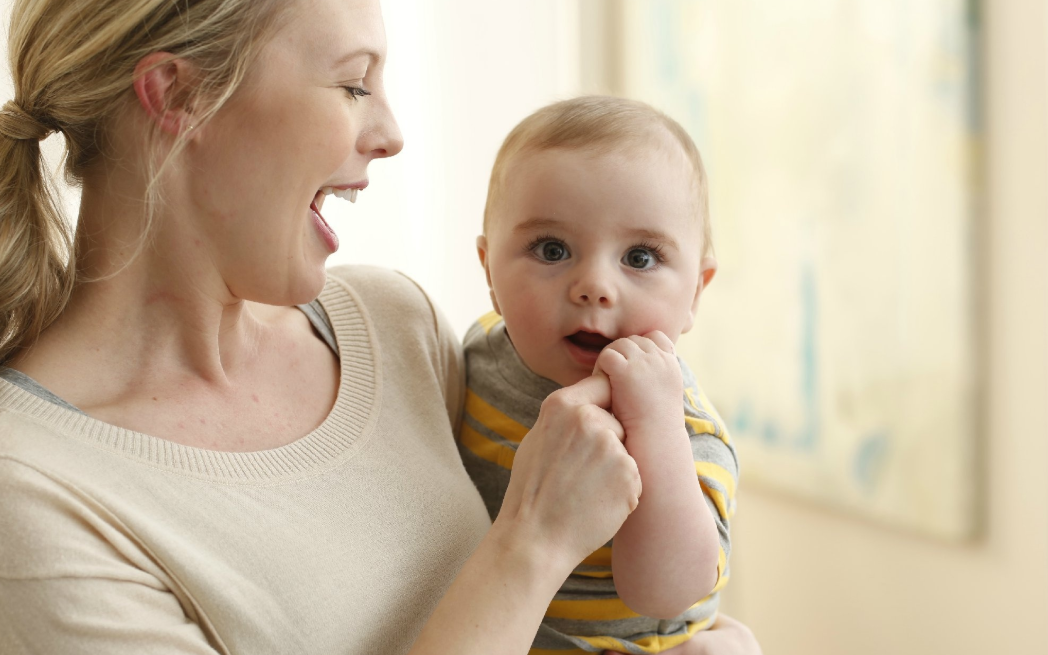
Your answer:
[479,143,716,387]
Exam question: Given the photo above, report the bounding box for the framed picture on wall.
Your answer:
[602,0,981,540]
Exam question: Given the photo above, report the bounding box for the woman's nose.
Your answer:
[361,97,404,159]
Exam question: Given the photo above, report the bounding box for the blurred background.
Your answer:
[4,0,1046,653]
[354,2,1048,653]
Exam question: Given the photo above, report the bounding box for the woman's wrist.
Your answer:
[488,511,577,592]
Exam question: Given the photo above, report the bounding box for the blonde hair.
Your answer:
[0,0,287,364]
[483,96,712,255]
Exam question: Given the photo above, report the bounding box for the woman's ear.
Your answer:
[681,255,718,334]
[132,52,200,136]
[476,235,501,315]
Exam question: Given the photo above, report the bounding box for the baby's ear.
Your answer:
[476,235,502,315]
[682,256,718,334]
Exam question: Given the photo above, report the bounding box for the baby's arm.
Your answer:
[595,332,720,619]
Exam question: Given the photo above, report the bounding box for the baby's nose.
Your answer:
[571,276,616,306]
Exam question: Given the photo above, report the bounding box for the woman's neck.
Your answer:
[11,176,276,405]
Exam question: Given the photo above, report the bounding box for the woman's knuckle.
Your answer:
[542,389,570,412]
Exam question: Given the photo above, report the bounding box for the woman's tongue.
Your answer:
[567,331,613,352]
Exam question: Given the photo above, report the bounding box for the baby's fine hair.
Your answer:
[482,96,712,256]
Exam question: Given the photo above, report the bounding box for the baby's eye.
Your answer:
[623,247,658,270]
[531,240,570,263]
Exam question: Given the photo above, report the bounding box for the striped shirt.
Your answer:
[458,314,739,655]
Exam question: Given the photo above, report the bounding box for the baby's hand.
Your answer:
[592,331,684,437]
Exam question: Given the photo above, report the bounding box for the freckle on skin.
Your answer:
[199,418,206,425]
[152,397,158,401]
[252,394,260,403]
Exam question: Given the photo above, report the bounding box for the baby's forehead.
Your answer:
[501,142,702,216]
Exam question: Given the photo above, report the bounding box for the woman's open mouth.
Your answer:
[311,191,339,252]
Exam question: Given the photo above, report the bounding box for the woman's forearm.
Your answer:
[612,422,720,619]
[408,518,570,655]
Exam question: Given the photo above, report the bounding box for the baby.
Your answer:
[459,96,738,654]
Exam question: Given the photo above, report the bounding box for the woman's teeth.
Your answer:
[321,186,360,203]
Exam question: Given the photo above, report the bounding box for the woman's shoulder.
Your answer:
[325,265,433,313]
[323,265,444,336]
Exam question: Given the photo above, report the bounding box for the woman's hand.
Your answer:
[408,374,641,655]
[497,373,642,574]
[602,614,762,655]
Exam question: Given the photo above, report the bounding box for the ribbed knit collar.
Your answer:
[0,274,379,482]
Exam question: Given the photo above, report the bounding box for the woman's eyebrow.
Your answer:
[332,48,379,69]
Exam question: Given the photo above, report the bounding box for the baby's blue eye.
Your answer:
[533,240,569,262]
[624,248,657,269]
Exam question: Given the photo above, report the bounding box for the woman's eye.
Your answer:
[533,240,569,262]
[623,248,657,270]
[343,86,372,99]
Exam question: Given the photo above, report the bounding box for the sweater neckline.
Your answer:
[0,274,380,482]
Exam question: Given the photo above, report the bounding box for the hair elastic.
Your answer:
[0,100,54,141]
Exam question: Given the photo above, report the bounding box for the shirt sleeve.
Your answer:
[394,271,466,435]
[679,359,739,592]
[0,458,224,655]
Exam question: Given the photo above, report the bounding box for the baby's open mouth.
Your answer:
[566,331,613,352]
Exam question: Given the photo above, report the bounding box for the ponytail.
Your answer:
[0,100,73,364]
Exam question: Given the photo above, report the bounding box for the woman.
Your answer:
[0,0,759,653]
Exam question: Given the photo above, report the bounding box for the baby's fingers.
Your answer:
[594,345,629,378]
[642,330,675,354]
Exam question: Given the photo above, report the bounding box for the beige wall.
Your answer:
[722,2,1048,653]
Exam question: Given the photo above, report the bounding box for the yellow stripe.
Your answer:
[684,387,701,411]
[710,569,730,594]
[572,568,613,579]
[695,461,736,500]
[478,311,503,334]
[700,480,729,520]
[580,546,612,567]
[459,422,516,469]
[717,546,726,579]
[696,389,732,446]
[685,415,719,436]
[465,389,529,444]
[684,387,732,448]
[546,597,641,621]
[574,615,716,653]
[695,460,736,520]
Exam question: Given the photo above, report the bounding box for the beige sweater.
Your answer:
[0,266,492,655]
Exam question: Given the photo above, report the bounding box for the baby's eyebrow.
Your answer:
[623,228,679,251]
[513,217,565,234]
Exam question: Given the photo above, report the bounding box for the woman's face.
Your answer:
[187,0,402,305]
